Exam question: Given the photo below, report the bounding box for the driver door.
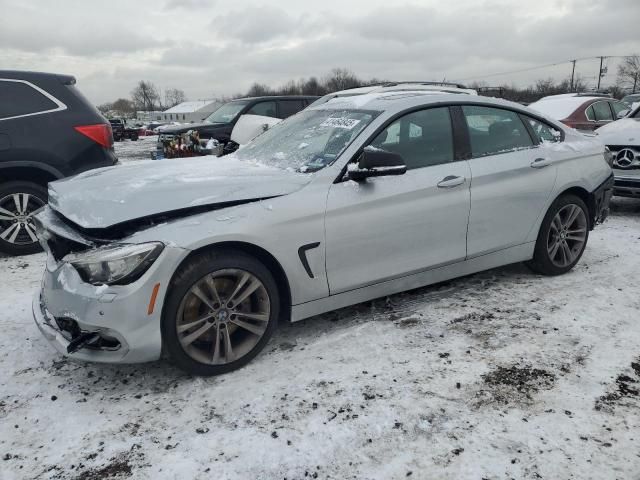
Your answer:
[324,106,471,294]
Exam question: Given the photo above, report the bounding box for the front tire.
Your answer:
[526,194,589,276]
[0,181,47,256]
[162,250,280,376]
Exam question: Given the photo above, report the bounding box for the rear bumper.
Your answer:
[591,172,614,226]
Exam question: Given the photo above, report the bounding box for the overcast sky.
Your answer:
[1,0,638,105]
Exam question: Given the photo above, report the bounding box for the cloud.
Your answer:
[1,0,637,104]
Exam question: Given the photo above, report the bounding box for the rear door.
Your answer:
[461,105,558,257]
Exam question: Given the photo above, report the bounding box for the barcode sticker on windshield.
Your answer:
[320,117,361,129]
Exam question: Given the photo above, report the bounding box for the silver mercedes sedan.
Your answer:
[33,91,613,375]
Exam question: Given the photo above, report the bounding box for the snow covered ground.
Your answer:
[1,144,640,478]
[112,135,158,163]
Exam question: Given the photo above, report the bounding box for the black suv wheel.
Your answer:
[0,181,47,255]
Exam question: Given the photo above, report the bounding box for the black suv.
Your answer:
[0,71,117,255]
[158,95,318,155]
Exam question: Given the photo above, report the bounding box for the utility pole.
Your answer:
[570,59,576,91]
[634,73,638,94]
[597,56,605,90]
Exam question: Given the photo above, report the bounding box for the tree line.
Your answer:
[99,55,640,117]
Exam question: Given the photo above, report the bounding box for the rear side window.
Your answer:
[585,105,595,121]
[247,101,277,117]
[523,116,562,143]
[278,100,305,118]
[592,101,612,121]
[0,80,58,119]
[368,107,454,170]
[462,106,533,158]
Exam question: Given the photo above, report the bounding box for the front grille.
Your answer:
[615,179,640,189]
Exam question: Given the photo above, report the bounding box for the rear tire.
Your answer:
[0,181,47,256]
[526,194,589,276]
[162,249,280,376]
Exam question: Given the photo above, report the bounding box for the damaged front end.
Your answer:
[32,207,186,363]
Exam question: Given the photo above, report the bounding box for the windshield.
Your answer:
[205,101,249,124]
[232,109,379,173]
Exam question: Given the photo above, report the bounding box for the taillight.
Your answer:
[74,124,114,148]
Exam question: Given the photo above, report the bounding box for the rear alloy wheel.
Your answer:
[526,194,589,275]
[162,250,280,376]
[0,182,47,256]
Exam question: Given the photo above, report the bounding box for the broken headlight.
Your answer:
[63,242,164,286]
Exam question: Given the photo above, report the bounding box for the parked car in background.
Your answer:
[596,103,640,198]
[529,93,629,131]
[621,93,640,108]
[158,96,318,157]
[0,70,116,255]
[109,118,139,141]
[33,91,612,375]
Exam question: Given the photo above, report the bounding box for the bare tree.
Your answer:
[324,68,361,92]
[131,81,160,112]
[164,88,186,108]
[246,83,273,97]
[111,98,135,117]
[617,54,640,93]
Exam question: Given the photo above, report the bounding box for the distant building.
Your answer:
[136,110,164,123]
[161,100,220,123]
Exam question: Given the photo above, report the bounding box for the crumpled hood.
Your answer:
[596,118,640,146]
[48,156,310,229]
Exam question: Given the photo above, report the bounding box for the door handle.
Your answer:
[437,175,466,188]
[531,158,552,168]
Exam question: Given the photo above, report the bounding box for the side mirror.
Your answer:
[348,146,407,181]
[617,109,630,119]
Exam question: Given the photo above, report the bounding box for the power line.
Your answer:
[454,55,633,82]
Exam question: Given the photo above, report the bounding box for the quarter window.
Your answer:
[368,107,454,170]
[523,116,562,143]
[247,101,277,118]
[585,106,595,121]
[462,106,533,158]
[0,80,58,119]
[592,101,613,121]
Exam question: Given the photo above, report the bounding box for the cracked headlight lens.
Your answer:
[63,242,164,285]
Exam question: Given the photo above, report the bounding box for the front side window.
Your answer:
[524,116,562,143]
[0,80,58,119]
[592,101,613,121]
[462,105,533,157]
[247,101,277,117]
[205,100,249,124]
[233,108,378,173]
[368,107,454,170]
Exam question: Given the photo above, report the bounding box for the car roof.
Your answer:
[308,90,543,118]
[0,70,76,85]
[528,95,612,120]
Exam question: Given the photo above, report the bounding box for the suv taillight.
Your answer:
[74,124,114,148]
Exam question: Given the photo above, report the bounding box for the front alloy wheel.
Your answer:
[162,250,280,376]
